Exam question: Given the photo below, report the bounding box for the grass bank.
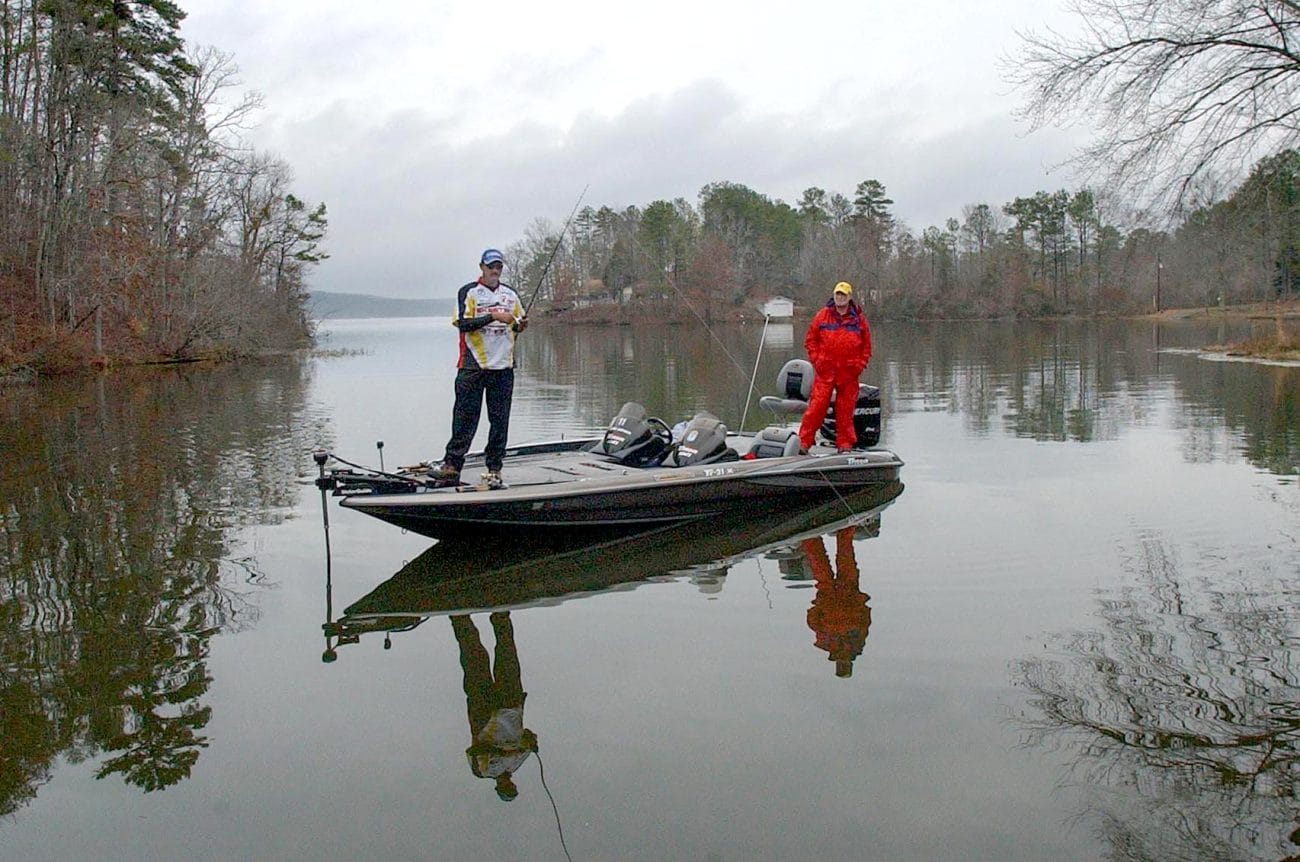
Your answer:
[1143,299,1300,361]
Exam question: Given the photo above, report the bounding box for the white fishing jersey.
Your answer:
[453,280,523,370]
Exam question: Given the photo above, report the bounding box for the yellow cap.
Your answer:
[834,281,853,296]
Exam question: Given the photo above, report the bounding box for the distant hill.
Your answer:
[309,290,453,320]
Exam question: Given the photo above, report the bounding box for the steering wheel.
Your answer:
[647,416,676,465]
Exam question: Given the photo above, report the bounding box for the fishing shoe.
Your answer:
[430,463,460,484]
[482,470,505,490]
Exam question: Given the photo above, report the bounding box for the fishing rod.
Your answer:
[522,184,589,317]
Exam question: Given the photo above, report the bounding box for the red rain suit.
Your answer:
[804,528,872,675]
[798,299,873,450]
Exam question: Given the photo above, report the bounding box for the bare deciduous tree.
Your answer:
[1010,0,1300,212]
[0,4,326,371]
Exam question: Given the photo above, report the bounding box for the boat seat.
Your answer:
[758,396,808,415]
[749,426,802,458]
[758,358,883,449]
[759,359,813,417]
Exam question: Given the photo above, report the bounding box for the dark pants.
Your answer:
[451,613,525,734]
[443,367,514,471]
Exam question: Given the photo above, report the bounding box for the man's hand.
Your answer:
[490,309,515,324]
[512,316,528,333]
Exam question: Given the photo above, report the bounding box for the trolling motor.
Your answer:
[314,450,335,490]
[312,449,426,495]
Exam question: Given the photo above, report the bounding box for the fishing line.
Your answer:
[817,465,860,517]
[660,274,750,380]
[756,556,774,609]
[535,751,573,862]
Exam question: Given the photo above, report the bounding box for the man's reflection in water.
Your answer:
[450,612,538,801]
[803,526,872,678]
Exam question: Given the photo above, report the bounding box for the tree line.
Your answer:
[0,0,326,374]
[507,156,1299,321]
[511,0,1300,323]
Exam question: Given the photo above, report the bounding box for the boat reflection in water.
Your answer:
[320,479,901,806]
[322,479,902,655]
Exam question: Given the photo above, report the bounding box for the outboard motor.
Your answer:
[758,359,884,449]
[672,412,738,467]
[820,384,882,448]
[599,402,673,467]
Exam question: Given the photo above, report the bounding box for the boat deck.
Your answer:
[440,435,886,489]
[328,433,904,539]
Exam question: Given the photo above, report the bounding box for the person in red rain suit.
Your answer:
[804,526,872,678]
[798,281,873,452]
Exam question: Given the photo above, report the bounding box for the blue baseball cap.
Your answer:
[480,248,505,265]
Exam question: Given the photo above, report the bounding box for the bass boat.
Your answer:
[315,360,903,540]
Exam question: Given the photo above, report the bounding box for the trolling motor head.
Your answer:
[313,451,335,490]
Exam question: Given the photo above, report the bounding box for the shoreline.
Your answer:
[1144,299,1299,362]
[6,301,1298,381]
[1136,299,1300,323]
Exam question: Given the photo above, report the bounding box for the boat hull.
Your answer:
[338,479,904,624]
[337,440,903,540]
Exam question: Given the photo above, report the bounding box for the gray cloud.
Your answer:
[271,81,1081,298]
[183,1,1088,299]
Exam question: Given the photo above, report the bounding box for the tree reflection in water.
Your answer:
[0,361,319,812]
[1012,530,1300,860]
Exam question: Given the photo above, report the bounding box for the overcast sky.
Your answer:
[180,1,1087,299]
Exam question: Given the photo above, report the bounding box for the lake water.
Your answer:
[2,315,1298,861]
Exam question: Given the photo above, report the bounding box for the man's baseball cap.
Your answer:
[481,248,505,265]
[834,281,853,296]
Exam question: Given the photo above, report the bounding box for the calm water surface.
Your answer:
[2,317,1298,861]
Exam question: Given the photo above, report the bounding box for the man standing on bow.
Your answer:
[798,281,873,453]
[432,248,527,490]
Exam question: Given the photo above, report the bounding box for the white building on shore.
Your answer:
[761,296,794,319]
